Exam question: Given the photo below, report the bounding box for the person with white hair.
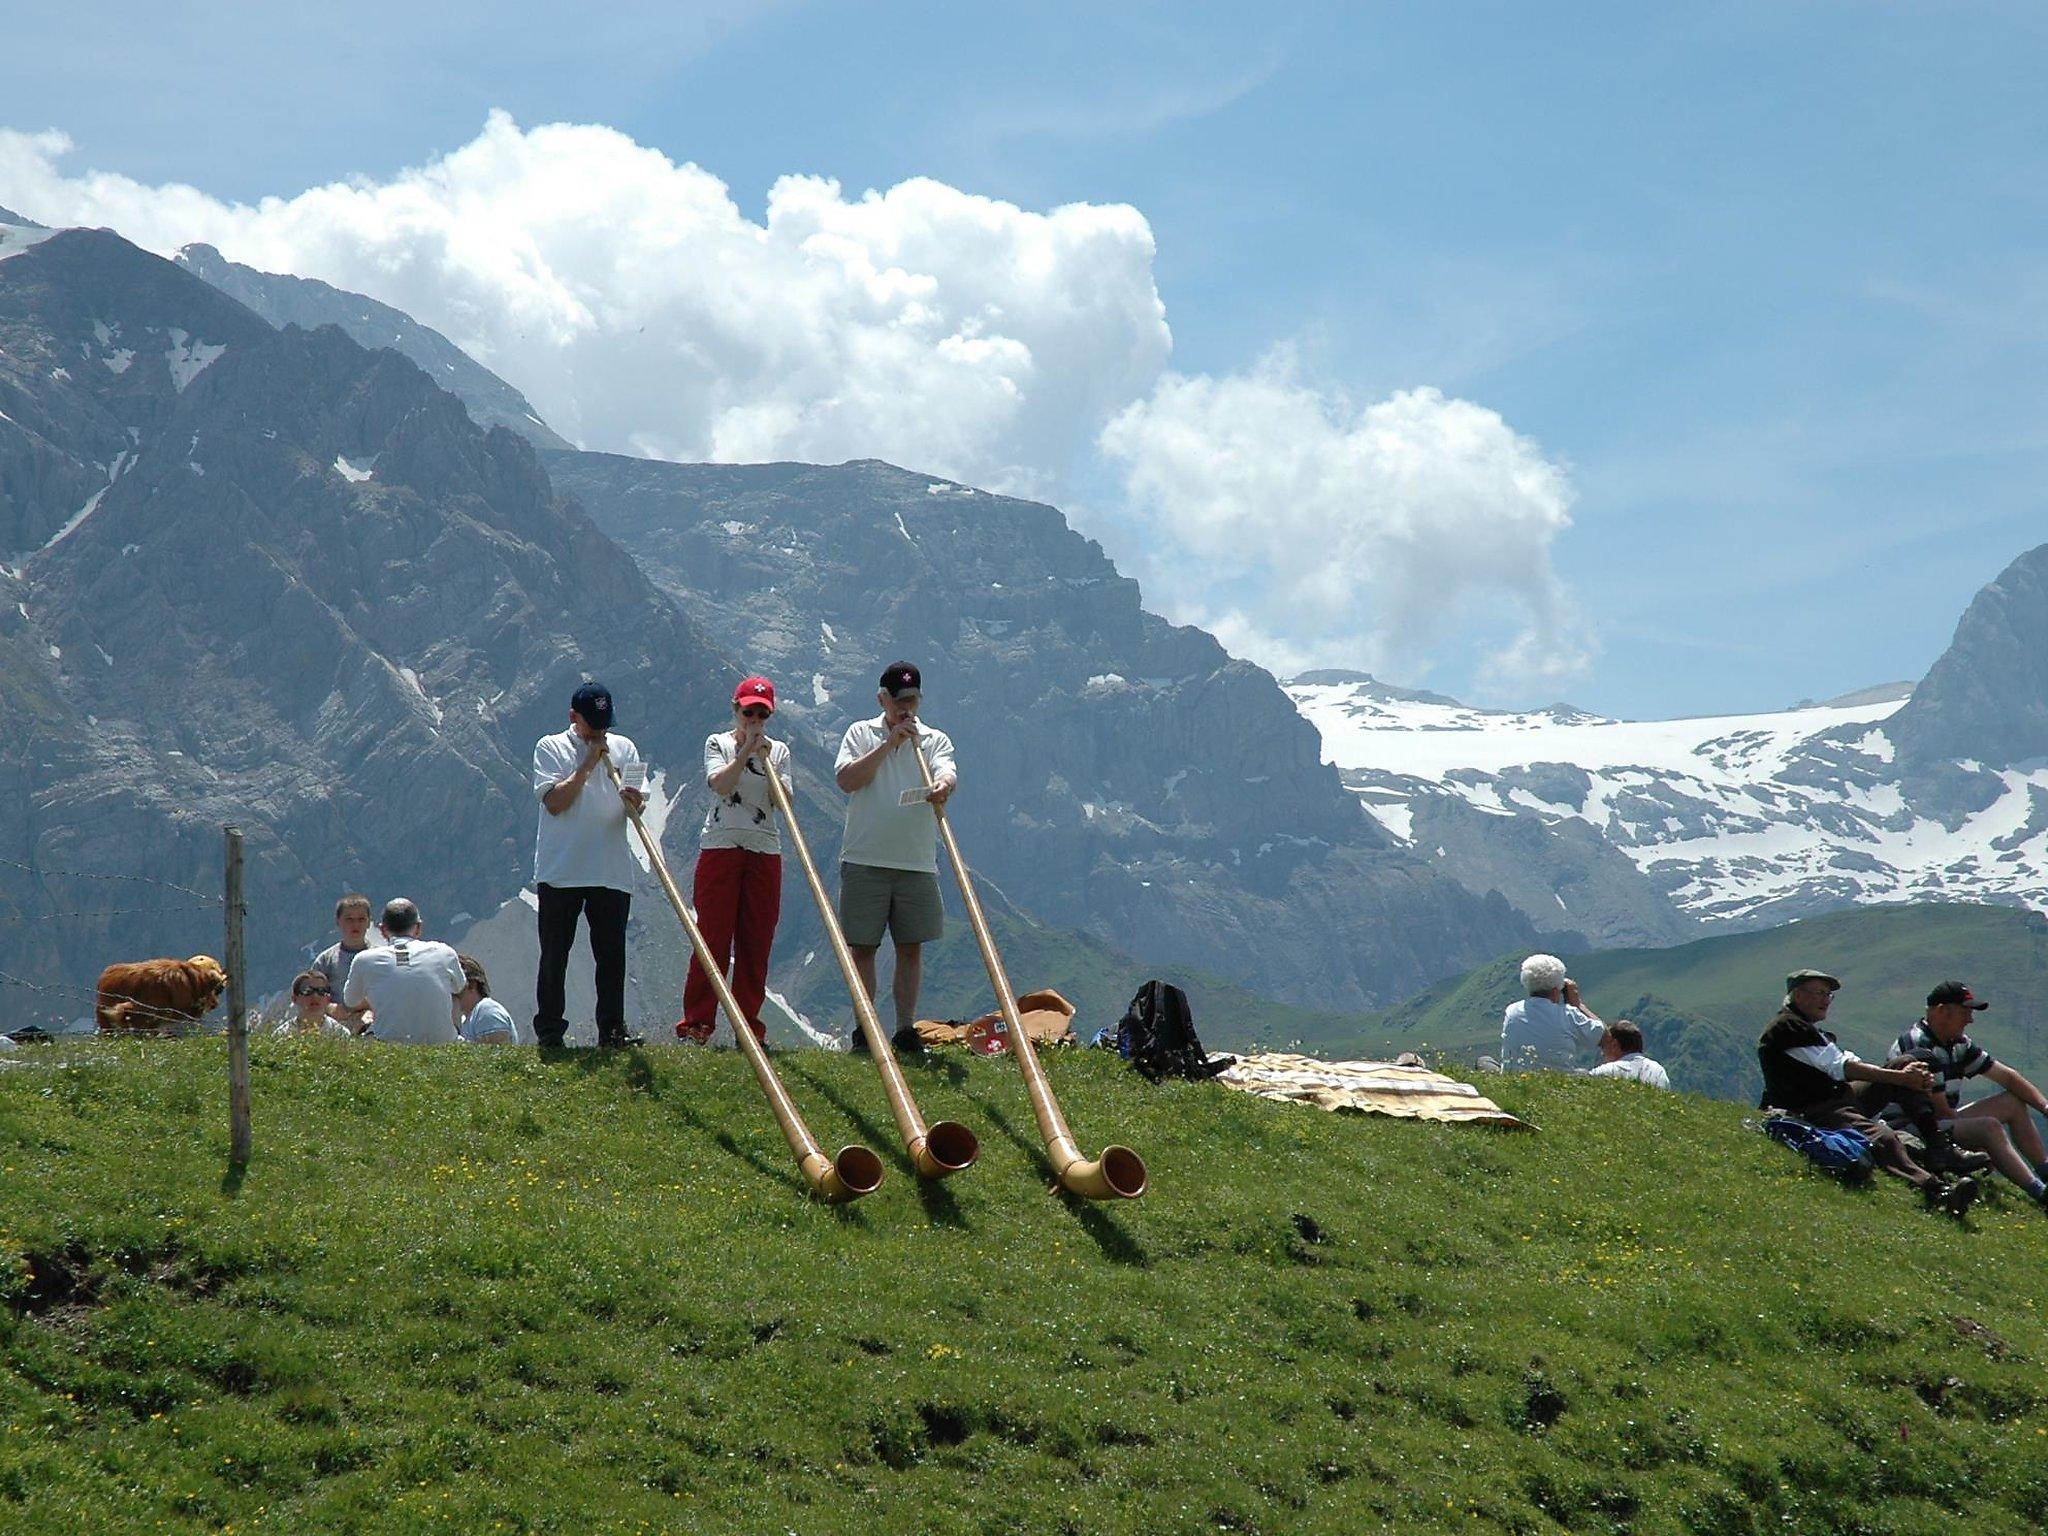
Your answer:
[1499,953,1606,1071]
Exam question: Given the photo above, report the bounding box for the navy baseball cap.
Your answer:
[879,661,921,699]
[571,681,614,730]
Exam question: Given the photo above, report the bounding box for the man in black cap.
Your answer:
[1885,982,2048,1210]
[834,660,956,1053]
[531,681,646,1047]
[1758,968,1979,1216]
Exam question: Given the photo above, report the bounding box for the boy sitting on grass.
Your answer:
[313,894,379,1034]
[274,969,354,1038]
[456,955,527,1045]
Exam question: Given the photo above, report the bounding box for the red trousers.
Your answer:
[680,846,782,1043]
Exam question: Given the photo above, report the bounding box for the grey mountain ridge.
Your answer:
[174,243,574,452]
[0,228,740,1028]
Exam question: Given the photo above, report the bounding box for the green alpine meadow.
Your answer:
[5,1038,2046,1534]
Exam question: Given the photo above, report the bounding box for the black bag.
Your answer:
[1117,980,1234,1083]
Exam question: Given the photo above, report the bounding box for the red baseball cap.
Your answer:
[733,676,776,713]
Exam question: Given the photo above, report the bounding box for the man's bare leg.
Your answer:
[891,942,923,1037]
[1951,1113,2035,1188]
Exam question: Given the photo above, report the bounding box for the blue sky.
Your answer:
[4,1,2045,718]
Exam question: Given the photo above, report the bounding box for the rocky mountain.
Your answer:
[0,226,737,1029]
[1286,615,2048,933]
[547,454,1541,1013]
[173,242,573,451]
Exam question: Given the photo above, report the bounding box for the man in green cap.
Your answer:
[1758,968,1979,1217]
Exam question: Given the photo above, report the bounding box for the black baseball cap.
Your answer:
[571,681,614,730]
[1927,981,1989,1011]
[879,661,921,699]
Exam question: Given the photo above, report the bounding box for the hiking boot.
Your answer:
[1926,1177,1980,1219]
[597,1033,644,1050]
[1922,1140,1993,1177]
[675,1018,715,1045]
[891,1027,926,1055]
[847,1027,871,1055]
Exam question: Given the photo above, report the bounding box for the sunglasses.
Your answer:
[739,706,771,719]
[296,986,332,998]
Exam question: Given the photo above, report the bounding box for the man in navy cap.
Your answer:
[531,681,646,1048]
[834,660,956,1053]
[1886,982,2048,1211]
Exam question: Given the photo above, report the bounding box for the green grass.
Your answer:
[5,1040,2048,1533]
[1358,903,2048,1103]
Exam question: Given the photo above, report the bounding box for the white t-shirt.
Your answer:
[1500,995,1605,1071]
[532,729,644,892]
[700,733,791,853]
[460,996,527,1045]
[1587,1053,1672,1090]
[835,718,957,873]
[343,937,464,1044]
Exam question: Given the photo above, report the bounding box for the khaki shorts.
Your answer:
[838,863,945,947]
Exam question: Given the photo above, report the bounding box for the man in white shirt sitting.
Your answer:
[1586,1020,1671,1089]
[1499,954,1605,1071]
[341,898,464,1045]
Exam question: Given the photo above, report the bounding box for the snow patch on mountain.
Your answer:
[1286,673,2048,927]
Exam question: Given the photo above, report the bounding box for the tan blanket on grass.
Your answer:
[913,989,1076,1048]
[1218,1051,1530,1130]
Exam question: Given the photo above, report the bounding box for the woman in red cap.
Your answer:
[678,676,791,1044]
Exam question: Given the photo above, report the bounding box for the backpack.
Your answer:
[1116,981,1234,1083]
[1762,1115,1874,1182]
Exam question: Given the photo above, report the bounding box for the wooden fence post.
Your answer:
[224,825,251,1166]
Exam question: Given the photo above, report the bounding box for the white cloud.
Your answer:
[0,113,1169,497]
[1098,353,1589,691]
[1,114,1588,695]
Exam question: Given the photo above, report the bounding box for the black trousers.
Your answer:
[534,882,631,1045]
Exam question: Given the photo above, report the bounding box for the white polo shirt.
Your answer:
[532,729,643,892]
[835,718,957,873]
[343,937,464,1044]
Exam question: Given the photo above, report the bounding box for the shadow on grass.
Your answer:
[537,1043,662,1098]
[666,1081,871,1225]
[964,1089,1149,1268]
[786,1061,970,1230]
[220,1158,247,1197]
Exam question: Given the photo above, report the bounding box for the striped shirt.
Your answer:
[1888,1019,1997,1112]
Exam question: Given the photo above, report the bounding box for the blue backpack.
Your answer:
[1763,1116,1874,1181]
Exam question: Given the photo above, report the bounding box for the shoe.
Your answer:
[1922,1140,1993,1177]
[675,1019,715,1044]
[847,1028,871,1055]
[597,1033,644,1050]
[1926,1177,1980,1219]
[891,1027,926,1055]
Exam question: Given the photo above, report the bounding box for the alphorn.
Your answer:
[760,756,978,1179]
[602,752,882,1203]
[910,738,1147,1200]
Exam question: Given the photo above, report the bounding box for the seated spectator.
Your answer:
[1758,968,1978,1216]
[313,893,380,1034]
[1586,1021,1671,1088]
[341,898,464,1045]
[274,969,353,1038]
[1885,982,2048,1209]
[1500,954,1605,1070]
[456,955,528,1045]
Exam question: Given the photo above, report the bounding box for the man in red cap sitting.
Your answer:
[1885,982,2048,1211]
[677,676,791,1045]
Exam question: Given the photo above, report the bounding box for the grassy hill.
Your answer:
[6,1038,2048,1532]
[1359,903,2048,1102]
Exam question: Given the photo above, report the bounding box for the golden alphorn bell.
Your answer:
[910,738,1147,1200]
[760,756,979,1179]
[602,752,882,1203]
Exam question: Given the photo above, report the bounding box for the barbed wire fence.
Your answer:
[0,852,227,1034]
